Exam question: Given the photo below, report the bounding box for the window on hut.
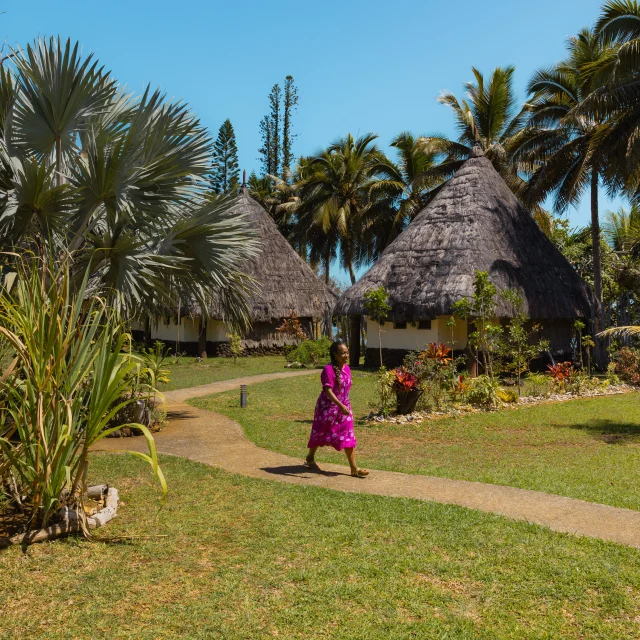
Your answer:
[394,322,407,329]
[418,320,432,330]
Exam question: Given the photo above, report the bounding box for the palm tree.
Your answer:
[0,38,257,328]
[294,133,386,285]
[517,29,615,333]
[425,69,528,187]
[356,132,447,263]
[590,1,640,201]
[602,204,640,329]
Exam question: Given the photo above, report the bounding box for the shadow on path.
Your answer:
[261,465,343,478]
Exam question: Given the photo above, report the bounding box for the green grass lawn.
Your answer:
[1,453,639,639]
[191,373,640,510]
[162,355,292,391]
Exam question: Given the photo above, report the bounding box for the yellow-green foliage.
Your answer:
[226,332,244,362]
[497,388,519,403]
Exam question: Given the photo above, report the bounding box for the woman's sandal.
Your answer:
[351,468,369,478]
[304,459,322,471]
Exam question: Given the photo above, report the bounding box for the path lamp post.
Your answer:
[240,384,247,408]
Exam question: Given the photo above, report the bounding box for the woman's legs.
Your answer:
[306,446,319,463]
[344,448,358,473]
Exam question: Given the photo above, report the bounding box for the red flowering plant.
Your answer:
[450,374,470,402]
[276,311,307,341]
[391,367,421,393]
[547,362,574,390]
[420,343,452,365]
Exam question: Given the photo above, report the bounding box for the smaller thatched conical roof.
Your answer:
[335,148,593,321]
[209,187,336,323]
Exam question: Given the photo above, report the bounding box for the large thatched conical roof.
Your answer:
[212,187,336,323]
[335,148,593,321]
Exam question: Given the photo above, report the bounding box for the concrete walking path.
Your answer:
[94,371,640,549]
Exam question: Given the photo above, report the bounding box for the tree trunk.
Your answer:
[144,316,151,346]
[591,169,603,322]
[590,168,605,368]
[348,262,356,286]
[324,248,331,285]
[55,134,63,187]
[198,317,207,359]
[349,315,361,367]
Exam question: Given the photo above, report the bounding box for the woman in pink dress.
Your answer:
[305,340,369,478]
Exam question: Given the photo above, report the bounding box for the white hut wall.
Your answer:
[148,316,201,354]
[364,317,468,368]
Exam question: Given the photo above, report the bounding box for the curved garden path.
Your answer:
[94,370,640,549]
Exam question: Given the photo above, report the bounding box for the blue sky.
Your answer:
[5,0,624,285]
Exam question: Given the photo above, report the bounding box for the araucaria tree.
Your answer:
[259,83,282,177]
[258,76,299,180]
[0,37,257,327]
[211,119,240,194]
[282,76,299,176]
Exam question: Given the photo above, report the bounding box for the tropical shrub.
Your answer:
[497,388,519,403]
[606,362,620,385]
[526,372,553,397]
[391,367,420,392]
[548,362,575,390]
[452,271,503,378]
[0,257,165,538]
[276,311,307,341]
[497,290,549,393]
[611,347,640,385]
[226,332,244,363]
[467,375,501,408]
[363,286,391,368]
[285,336,331,366]
[372,367,395,416]
[450,374,470,403]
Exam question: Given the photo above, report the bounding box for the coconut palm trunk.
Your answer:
[590,168,602,324]
[591,168,606,367]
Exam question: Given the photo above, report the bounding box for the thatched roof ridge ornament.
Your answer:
[199,185,336,323]
[335,154,594,321]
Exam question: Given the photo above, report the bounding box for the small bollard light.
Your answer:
[240,384,247,408]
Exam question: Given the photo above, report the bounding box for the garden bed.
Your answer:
[1,484,120,548]
[367,384,635,424]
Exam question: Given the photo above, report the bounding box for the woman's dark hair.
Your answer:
[329,339,347,366]
[329,340,347,389]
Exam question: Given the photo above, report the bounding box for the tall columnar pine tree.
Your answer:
[282,75,299,176]
[258,77,299,180]
[258,84,281,176]
[211,119,240,194]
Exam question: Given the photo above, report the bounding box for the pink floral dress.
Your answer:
[308,364,356,451]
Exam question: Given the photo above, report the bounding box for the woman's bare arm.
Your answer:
[324,387,349,415]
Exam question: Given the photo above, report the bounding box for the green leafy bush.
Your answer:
[611,347,640,385]
[467,375,501,408]
[285,337,331,367]
[526,373,552,397]
[372,367,395,416]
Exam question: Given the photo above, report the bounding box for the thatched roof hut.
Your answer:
[224,187,337,324]
[335,147,594,366]
[146,187,336,356]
